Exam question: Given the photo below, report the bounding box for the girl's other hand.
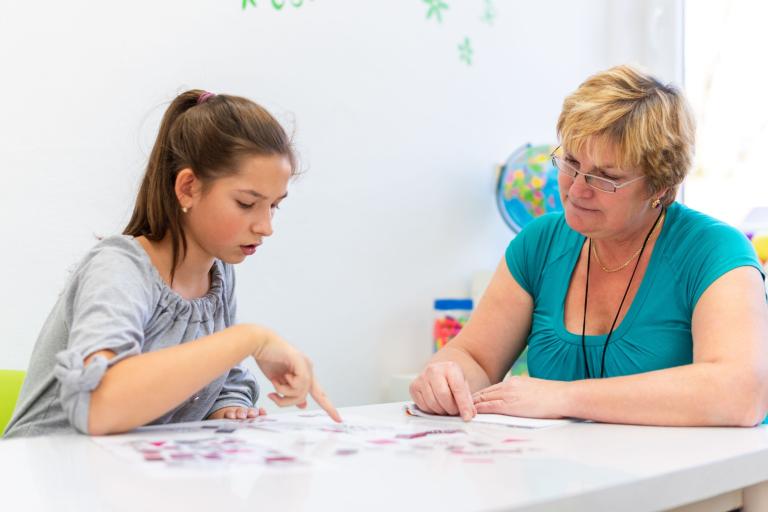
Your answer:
[207,406,267,420]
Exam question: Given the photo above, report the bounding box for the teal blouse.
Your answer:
[505,202,764,382]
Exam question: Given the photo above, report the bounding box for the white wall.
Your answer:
[0,0,682,409]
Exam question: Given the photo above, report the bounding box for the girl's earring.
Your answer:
[182,207,189,213]
[651,198,661,209]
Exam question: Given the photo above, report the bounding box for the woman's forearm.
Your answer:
[88,324,270,435]
[561,362,768,427]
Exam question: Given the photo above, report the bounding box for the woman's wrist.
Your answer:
[557,379,581,418]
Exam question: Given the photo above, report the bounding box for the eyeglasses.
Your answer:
[551,149,645,193]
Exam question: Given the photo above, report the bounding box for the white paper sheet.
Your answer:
[404,403,572,429]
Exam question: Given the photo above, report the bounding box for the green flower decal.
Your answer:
[458,37,473,65]
[423,0,449,23]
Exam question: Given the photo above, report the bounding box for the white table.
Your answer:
[1,402,767,512]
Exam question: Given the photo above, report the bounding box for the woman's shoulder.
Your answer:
[504,211,581,297]
[667,202,752,252]
[505,212,579,286]
[668,201,733,230]
[664,203,762,309]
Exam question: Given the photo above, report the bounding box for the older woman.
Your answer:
[410,65,768,427]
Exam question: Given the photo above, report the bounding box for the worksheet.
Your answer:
[91,411,542,474]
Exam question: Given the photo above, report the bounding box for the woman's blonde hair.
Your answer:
[556,65,695,205]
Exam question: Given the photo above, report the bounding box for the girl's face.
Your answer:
[184,154,292,264]
[558,140,656,241]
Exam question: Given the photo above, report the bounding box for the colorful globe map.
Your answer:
[496,143,562,233]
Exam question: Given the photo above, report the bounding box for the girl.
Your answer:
[4,90,340,437]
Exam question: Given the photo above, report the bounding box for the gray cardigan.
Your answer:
[4,235,258,438]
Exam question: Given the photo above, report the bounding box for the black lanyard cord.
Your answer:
[582,207,665,379]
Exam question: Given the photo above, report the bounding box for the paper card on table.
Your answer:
[404,403,572,429]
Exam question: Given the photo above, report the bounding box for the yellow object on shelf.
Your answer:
[752,234,768,263]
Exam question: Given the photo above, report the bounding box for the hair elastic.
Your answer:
[197,91,216,104]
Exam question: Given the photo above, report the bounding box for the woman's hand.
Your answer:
[409,361,476,421]
[252,330,342,423]
[472,375,567,418]
[207,406,267,420]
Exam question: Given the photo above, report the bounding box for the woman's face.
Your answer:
[558,140,656,241]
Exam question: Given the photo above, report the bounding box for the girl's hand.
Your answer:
[207,406,267,420]
[472,375,567,418]
[409,361,476,421]
[252,330,342,423]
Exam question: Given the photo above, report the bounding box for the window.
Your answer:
[683,1,768,227]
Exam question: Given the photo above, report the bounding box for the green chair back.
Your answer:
[0,370,26,433]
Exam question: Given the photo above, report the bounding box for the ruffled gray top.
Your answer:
[3,235,259,438]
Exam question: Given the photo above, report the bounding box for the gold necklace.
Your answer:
[591,210,665,273]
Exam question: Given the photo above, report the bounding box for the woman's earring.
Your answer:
[182,207,189,213]
[651,198,661,209]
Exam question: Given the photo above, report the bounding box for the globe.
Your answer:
[495,143,563,377]
[496,143,563,233]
